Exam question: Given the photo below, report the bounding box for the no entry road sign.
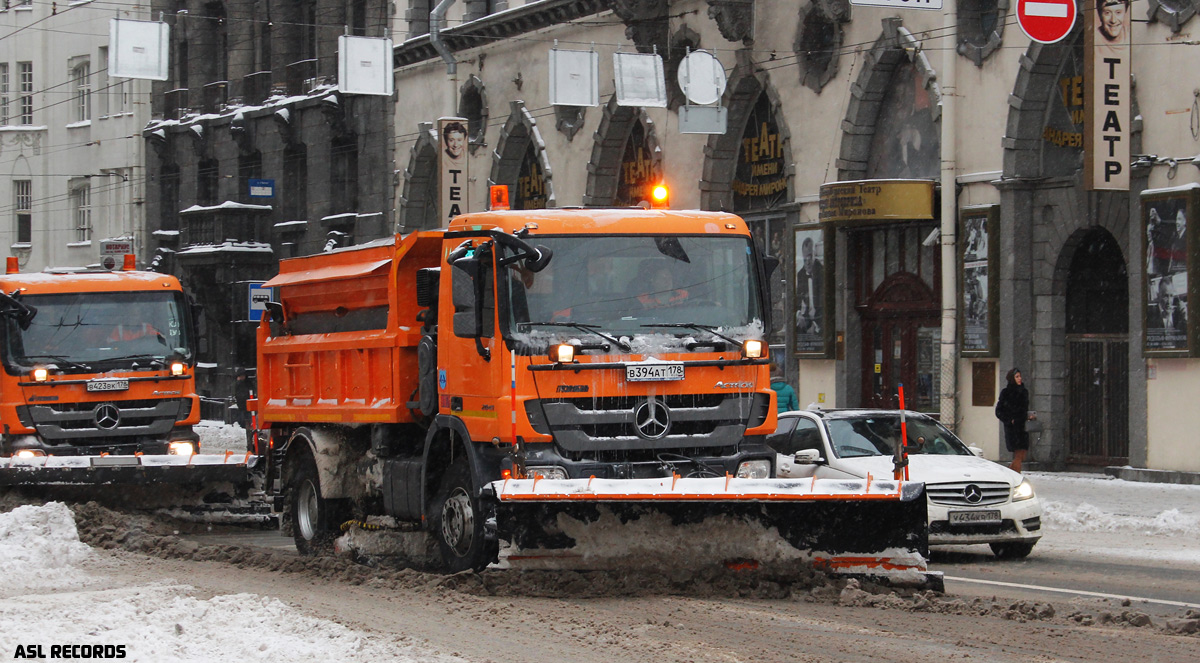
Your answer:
[1017,0,1077,44]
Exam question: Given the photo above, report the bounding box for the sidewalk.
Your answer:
[1104,466,1200,486]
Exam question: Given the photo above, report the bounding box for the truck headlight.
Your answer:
[743,340,764,359]
[549,344,575,364]
[527,466,568,480]
[170,362,185,376]
[15,449,45,458]
[168,441,195,456]
[1012,479,1035,502]
[736,459,771,479]
[32,367,48,382]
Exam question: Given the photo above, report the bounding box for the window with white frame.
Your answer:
[15,180,32,244]
[0,64,9,125]
[18,62,32,125]
[73,62,90,122]
[71,184,92,241]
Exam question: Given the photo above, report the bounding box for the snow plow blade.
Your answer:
[488,476,938,588]
[0,453,261,487]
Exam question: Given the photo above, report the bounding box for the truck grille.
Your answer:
[926,481,1011,507]
[19,398,189,442]
[525,393,770,453]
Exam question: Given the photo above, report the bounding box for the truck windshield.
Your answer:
[1,291,193,373]
[503,235,762,338]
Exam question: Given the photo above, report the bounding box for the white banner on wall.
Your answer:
[338,36,395,96]
[109,19,170,81]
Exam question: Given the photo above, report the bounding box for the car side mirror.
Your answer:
[793,449,825,464]
[968,446,985,458]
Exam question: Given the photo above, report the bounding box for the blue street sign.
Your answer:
[248,178,275,198]
[248,283,272,321]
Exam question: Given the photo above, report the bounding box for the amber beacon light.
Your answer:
[651,183,670,208]
[490,185,510,210]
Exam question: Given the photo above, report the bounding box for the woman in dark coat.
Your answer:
[996,368,1033,472]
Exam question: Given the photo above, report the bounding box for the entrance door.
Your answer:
[1064,229,1129,464]
[860,273,940,412]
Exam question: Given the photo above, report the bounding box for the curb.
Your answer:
[1104,466,1200,486]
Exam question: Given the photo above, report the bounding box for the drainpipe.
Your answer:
[939,2,959,430]
[430,0,458,112]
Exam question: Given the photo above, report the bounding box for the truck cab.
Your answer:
[0,260,200,460]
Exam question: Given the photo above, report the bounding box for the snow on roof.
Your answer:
[177,241,274,255]
[273,220,308,229]
[153,229,181,236]
[180,201,273,214]
[143,86,339,134]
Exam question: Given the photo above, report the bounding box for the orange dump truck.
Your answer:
[255,209,930,577]
[0,257,255,487]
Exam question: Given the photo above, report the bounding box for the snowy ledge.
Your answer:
[0,125,47,132]
[180,201,273,214]
[66,241,92,248]
[65,120,91,129]
[177,241,273,256]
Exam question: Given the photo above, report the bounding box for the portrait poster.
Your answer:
[794,224,832,357]
[1084,0,1131,191]
[746,216,789,347]
[1142,187,1196,356]
[960,205,999,356]
[438,116,470,224]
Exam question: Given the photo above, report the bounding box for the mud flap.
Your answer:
[486,476,938,588]
[0,454,261,487]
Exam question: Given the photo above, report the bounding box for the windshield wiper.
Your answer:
[94,354,168,367]
[521,321,632,352]
[21,354,92,371]
[639,323,745,348]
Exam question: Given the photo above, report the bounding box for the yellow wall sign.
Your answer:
[818,180,935,224]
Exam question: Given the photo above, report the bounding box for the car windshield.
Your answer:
[502,234,762,338]
[825,415,971,458]
[2,290,193,372]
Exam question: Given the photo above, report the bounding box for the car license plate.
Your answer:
[87,379,129,392]
[948,509,1001,525]
[626,363,684,382]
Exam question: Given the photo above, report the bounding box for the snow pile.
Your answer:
[0,502,92,591]
[1041,501,1200,535]
[0,583,465,662]
[196,421,249,454]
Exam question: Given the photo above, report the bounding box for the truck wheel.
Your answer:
[287,451,339,556]
[990,541,1035,559]
[432,458,497,573]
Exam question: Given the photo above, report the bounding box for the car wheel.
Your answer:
[431,457,498,573]
[990,541,1035,559]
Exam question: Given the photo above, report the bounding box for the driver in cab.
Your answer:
[635,260,688,309]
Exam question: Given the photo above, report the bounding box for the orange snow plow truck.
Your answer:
[0,256,255,487]
[255,208,932,579]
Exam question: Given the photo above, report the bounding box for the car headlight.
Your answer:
[168,441,195,456]
[527,466,568,480]
[736,459,771,479]
[1012,479,1035,502]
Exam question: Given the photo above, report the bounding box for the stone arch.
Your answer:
[699,58,794,212]
[583,96,662,206]
[1147,0,1200,32]
[956,0,1008,66]
[398,122,439,232]
[836,18,943,181]
[490,100,556,208]
[458,74,489,154]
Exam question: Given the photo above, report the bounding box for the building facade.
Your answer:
[2,1,151,272]
[142,0,397,403]
[392,0,1200,473]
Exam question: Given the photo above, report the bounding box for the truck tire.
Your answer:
[287,450,341,556]
[431,457,497,573]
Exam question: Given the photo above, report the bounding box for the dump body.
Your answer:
[256,209,931,581]
[0,268,220,485]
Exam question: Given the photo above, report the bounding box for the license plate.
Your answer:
[949,509,1001,525]
[625,363,684,382]
[87,379,129,392]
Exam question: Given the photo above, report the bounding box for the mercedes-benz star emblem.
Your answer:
[94,403,121,430]
[633,398,671,440]
[963,484,983,504]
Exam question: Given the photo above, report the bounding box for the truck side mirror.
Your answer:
[452,266,480,338]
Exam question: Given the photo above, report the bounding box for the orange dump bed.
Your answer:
[257,232,442,426]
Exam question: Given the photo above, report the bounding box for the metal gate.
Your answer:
[1066,336,1129,464]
